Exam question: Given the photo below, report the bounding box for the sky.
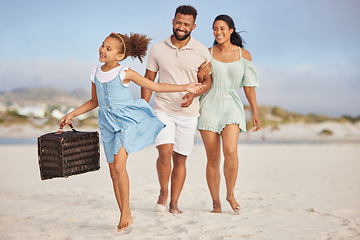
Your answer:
[0,0,359,117]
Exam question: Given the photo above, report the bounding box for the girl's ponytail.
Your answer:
[127,33,151,63]
[110,33,151,63]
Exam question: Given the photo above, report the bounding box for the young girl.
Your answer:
[61,32,202,232]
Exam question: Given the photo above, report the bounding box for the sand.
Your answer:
[0,141,359,240]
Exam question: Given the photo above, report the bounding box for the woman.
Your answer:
[197,15,261,213]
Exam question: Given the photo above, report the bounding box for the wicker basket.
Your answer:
[37,123,100,180]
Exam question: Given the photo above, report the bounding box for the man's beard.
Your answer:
[173,28,191,41]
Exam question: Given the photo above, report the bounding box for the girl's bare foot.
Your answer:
[226,193,241,213]
[117,215,134,232]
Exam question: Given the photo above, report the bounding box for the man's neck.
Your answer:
[171,35,191,49]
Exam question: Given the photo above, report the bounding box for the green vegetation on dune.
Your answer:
[244,106,360,131]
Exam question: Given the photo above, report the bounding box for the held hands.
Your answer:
[185,82,203,94]
[182,82,204,108]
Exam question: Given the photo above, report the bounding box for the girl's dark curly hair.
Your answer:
[109,32,151,63]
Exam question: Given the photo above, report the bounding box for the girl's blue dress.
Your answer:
[94,66,165,163]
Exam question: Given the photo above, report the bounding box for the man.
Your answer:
[142,5,212,214]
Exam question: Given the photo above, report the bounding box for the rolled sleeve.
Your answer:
[146,46,159,72]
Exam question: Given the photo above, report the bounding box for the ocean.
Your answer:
[0,138,333,145]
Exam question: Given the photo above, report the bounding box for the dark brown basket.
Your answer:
[37,124,100,180]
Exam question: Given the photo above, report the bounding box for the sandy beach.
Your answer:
[1,139,359,239]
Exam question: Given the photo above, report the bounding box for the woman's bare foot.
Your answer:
[169,203,183,214]
[226,193,241,213]
[117,214,134,232]
[211,204,222,213]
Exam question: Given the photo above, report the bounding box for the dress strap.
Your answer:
[118,65,125,75]
[118,65,131,87]
[210,47,214,57]
[117,65,126,80]
[93,66,100,82]
[239,47,242,59]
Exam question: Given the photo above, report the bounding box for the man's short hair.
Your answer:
[175,5,197,22]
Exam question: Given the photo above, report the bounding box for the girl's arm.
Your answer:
[243,86,261,131]
[124,69,202,93]
[61,83,99,124]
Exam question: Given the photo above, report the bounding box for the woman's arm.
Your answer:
[243,86,261,131]
[197,61,211,83]
[125,69,202,93]
[197,48,212,82]
[61,83,99,124]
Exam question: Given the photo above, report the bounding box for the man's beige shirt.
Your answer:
[146,36,211,117]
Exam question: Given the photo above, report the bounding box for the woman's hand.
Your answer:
[197,61,211,82]
[252,113,261,132]
[185,82,203,94]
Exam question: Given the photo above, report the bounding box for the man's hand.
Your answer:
[181,93,195,108]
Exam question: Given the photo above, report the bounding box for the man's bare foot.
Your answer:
[117,215,134,232]
[169,204,183,214]
[211,204,222,213]
[157,190,168,206]
[226,193,241,213]
[156,204,166,212]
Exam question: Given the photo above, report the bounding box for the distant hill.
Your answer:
[0,87,89,107]
[0,87,359,130]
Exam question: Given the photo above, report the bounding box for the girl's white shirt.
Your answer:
[90,65,130,87]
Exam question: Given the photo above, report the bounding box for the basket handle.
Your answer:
[56,122,77,134]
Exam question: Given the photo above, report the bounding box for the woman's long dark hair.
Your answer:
[212,14,245,48]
